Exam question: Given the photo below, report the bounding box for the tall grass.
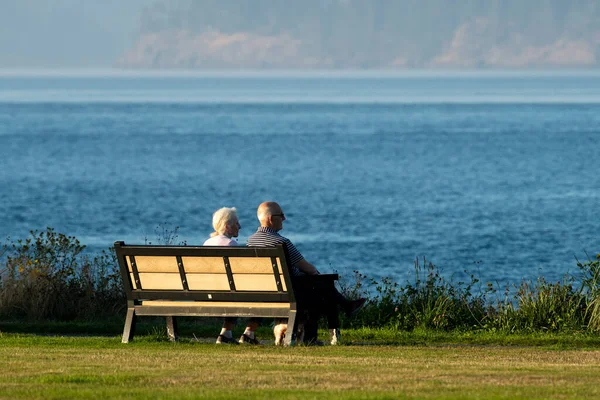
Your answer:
[578,253,600,332]
[340,255,600,335]
[487,277,587,333]
[1,227,599,337]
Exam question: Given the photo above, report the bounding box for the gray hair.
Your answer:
[210,207,238,237]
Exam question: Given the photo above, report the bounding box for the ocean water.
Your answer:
[0,70,599,287]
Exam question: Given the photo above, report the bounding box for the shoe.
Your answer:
[216,335,239,344]
[345,298,367,317]
[330,328,341,345]
[239,333,260,345]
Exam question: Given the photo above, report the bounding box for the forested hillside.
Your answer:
[117,0,600,68]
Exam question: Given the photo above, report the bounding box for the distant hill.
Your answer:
[117,0,600,69]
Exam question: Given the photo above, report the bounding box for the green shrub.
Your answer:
[342,258,489,331]
[1,226,598,338]
[578,254,600,332]
[0,228,124,320]
[489,277,587,333]
[341,255,598,335]
[400,258,488,330]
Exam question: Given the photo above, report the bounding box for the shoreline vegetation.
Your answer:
[1,227,599,344]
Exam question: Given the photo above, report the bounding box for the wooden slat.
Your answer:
[140,300,290,309]
[275,258,284,274]
[128,269,287,291]
[128,256,142,290]
[180,257,226,273]
[232,274,279,291]
[280,277,287,291]
[129,256,178,273]
[185,273,230,291]
[229,257,279,274]
[138,273,183,290]
[134,305,291,318]
[130,290,290,302]
[274,258,287,291]
[129,273,137,289]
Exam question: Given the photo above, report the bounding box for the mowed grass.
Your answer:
[2,334,600,399]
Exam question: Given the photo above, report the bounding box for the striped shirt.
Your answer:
[247,226,305,276]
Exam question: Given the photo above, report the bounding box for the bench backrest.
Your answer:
[114,242,295,304]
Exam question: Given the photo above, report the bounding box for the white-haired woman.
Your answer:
[203,207,260,344]
[203,207,241,246]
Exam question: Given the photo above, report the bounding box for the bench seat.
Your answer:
[136,300,292,317]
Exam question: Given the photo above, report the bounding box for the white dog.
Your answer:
[273,318,305,346]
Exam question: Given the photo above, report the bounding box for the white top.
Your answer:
[203,235,238,246]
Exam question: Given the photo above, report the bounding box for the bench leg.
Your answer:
[283,310,297,346]
[122,307,137,343]
[166,316,178,342]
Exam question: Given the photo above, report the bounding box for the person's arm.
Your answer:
[295,259,320,275]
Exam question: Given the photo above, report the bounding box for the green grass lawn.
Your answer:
[2,333,600,399]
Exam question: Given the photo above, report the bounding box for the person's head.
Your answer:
[210,207,241,238]
[257,201,286,231]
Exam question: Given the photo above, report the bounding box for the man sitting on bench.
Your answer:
[247,201,366,345]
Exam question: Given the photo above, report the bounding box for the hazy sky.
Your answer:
[0,0,146,68]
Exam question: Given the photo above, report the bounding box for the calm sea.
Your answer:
[1,70,599,287]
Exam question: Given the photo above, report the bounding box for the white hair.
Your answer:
[210,207,238,237]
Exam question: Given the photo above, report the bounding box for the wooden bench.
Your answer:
[114,241,337,345]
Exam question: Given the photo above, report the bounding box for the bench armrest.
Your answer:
[317,273,339,281]
[292,274,340,293]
